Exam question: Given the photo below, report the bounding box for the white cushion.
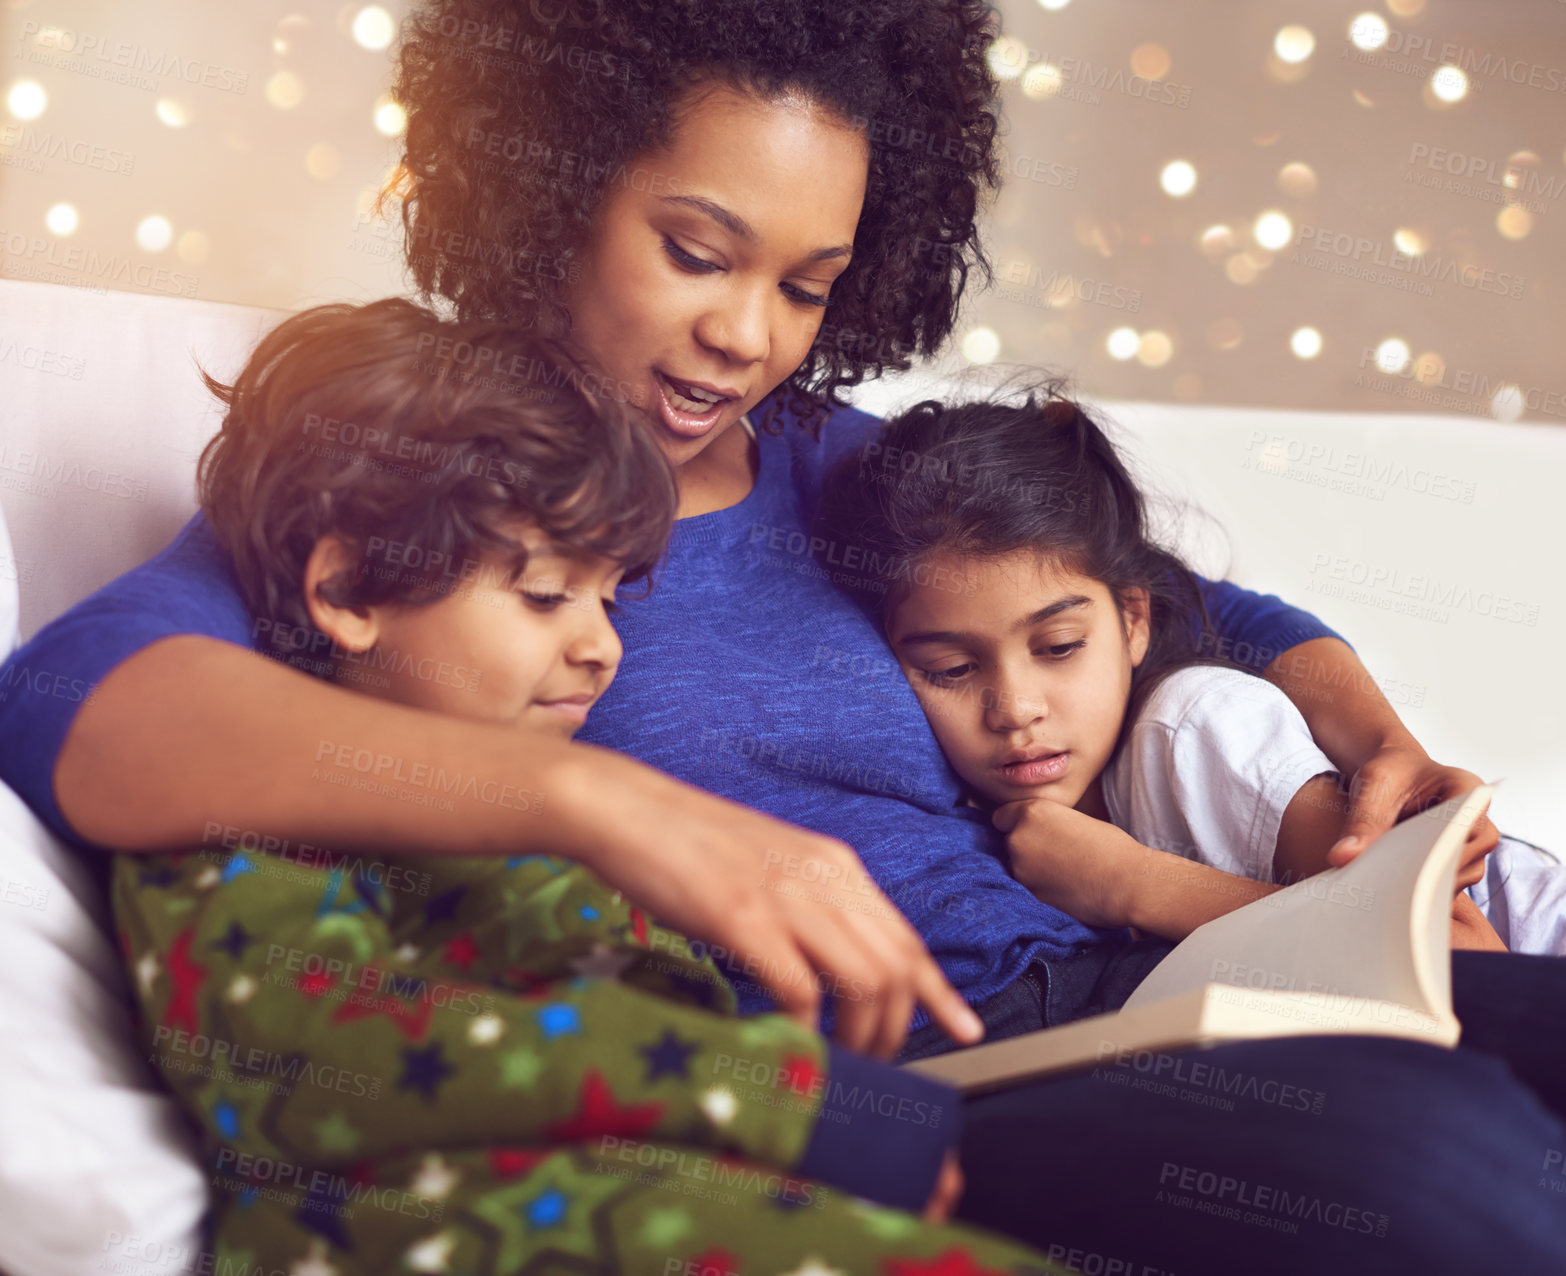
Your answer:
[0,780,208,1276]
[0,277,285,646]
[0,500,17,659]
[0,279,287,1275]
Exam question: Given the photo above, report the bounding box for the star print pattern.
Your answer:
[162,928,209,1034]
[399,1042,456,1103]
[213,921,253,959]
[638,1028,700,1082]
[543,1070,667,1141]
[116,847,1053,1275]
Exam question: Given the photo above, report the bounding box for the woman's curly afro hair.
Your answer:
[394,0,1001,427]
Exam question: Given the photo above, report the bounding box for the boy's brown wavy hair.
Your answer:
[197,298,677,669]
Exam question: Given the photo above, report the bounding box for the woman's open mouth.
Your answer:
[655,370,737,438]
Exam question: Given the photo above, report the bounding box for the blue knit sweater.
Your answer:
[576,393,1342,1023]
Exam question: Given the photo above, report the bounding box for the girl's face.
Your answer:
[566,84,869,470]
[886,550,1150,812]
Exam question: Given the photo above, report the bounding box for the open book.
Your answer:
[904,786,1492,1095]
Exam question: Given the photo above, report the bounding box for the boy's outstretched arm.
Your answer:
[53,634,983,1059]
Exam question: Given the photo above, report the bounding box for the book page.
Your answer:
[1122,787,1491,1017]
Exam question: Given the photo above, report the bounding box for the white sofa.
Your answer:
[1,276,1563,1273]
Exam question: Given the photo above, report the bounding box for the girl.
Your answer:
[4,1,1566,1270]
[818,387,1563,957]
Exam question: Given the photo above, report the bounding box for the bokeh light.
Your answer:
[1374,339,1411,375]
[1274,26,1315,64]
[1130,44,1172,80]
[5,80,47,121]
[1253,211,1293,251]
[1503,151,1541,190]
[1393,227,1428,256]
[1277,162,1317,198]
[373,97,407,137]
[1490,385,1525,423]
[1430,66,1469,104]
[351,6,397,51]
[45,203,78,236]
[1160,160,1197,198]
[1290,327,1323,360]
[1021,63,1064,100]
[986,36,1029,82]
[265,72,307,110]
[1106,327,1140,360]
[1349,13,1389,51]
[1200,225,1236,258]
[155,99,191,129]
[1137,331,1174,368]
[1497,206,1533,240]
[177,230,211,265]
[1225,254,1259,285]
[136,215,173,253]
[305,143,341,180]
[961,327,1001,364]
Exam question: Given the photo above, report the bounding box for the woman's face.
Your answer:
[566,84,869,469]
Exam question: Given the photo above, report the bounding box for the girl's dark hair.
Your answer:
[392,0,1001,432]
[816,385,1224,715]
[198,298,676,673]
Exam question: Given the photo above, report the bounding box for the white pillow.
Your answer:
[0,501,19,659]
[0,780,208,1276]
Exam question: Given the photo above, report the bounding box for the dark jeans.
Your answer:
[902,948,1566,1275]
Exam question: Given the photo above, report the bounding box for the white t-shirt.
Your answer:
[1100,664,1336,884]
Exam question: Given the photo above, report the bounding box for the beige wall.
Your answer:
[1,0,1562,424]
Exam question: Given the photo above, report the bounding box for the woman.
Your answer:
[3,1,1564,1270]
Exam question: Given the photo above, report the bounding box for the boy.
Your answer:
[112,300,1048,1274]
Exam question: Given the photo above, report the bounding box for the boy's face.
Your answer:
[885,550,1149,811]
[326,524,625,738]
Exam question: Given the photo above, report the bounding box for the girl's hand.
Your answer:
[1326,744,1499,889]
[922,1149,964,1223]
[991,798,1140,928]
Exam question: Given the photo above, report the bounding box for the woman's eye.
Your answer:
[521,592,567,609]
[922,663,975,686]
[662,236,718,274]
[783,281,830,308]
[1040,640,1086,660]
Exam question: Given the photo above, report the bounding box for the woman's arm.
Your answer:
[56,634,984,1058]
[1261,637,1498,884]
[1197,579,1498,879]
